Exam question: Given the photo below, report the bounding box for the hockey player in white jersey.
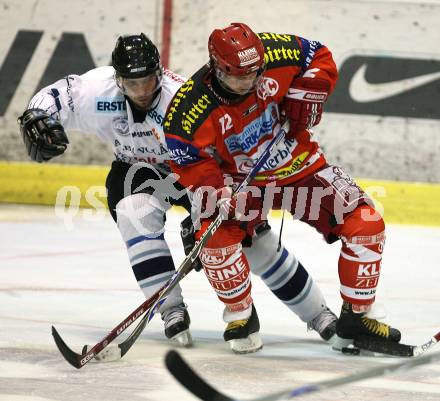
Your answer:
[18,33,337,354]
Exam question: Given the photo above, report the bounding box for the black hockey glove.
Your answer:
[180,215,203,272]
[18,108,69,163]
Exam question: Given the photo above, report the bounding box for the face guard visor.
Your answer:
[215,64,265,96]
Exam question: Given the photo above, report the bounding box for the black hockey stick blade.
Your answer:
[52,326,82,369]
[165,349,440,401]
[354,330,440,357]
[165,350,235,401]
[354,336,414,356]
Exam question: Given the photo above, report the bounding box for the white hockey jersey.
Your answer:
[28,66,186,168]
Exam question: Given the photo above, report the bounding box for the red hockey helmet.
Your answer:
[208,23,265,76]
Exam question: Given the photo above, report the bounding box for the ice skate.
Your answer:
[333,301,401,354]
[162,303,193,347]
[307,307,338,342]
[223,304,263,354]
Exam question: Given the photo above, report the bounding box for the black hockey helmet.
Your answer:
[112,33,161,79]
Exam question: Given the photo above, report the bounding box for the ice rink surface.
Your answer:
[1,204,440,401]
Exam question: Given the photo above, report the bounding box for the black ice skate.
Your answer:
[333,301,401,354]
[307,307,338,342]
[162,303,193,347]
[223,304,263,354]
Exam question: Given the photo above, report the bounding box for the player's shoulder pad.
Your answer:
[163,65,217,140]
[257,32,306,70]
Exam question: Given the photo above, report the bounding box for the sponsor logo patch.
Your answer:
[263,45,301,65]
[355,262,381,288]
[147,109,164,125]
[96,97,126,113]
[180,94,212,135]
[163,79,194,130]
[130,66,147,73]
[167,137,201,165]
[168,146,199,165]
[242,103,258,117]
[257,77,279,100]
[225,104,277,153]
[255,151,309,181]
[112,116,129,136]
[257,32,293,43]
[237,47,260,67]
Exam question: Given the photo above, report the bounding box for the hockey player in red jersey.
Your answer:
[164,23,401,353]
[17,32,337,355]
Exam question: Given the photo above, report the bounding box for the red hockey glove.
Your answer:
[282,77,331,137]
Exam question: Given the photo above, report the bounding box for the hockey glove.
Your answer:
[18,108,69,162]
[180,215,203,271]
[282,77,330,137]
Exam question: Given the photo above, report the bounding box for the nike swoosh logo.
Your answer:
[349,64,440,103]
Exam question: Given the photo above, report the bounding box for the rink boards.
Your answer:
[0,161,439,227]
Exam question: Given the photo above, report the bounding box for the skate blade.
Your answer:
[332,335,353,351]
[332,335,361,355]
[228,332,263,354]
[326,333,337,345]
[82,344,122,362]
[170,329,193,348]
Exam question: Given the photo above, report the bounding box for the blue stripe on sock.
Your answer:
[126,233,165,248]
[261,248,288,280]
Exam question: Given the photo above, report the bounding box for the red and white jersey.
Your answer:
[164,33,338,191]
[28,66,185,167]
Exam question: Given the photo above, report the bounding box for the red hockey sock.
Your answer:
[197,222,252,312]
[337,205,385,306]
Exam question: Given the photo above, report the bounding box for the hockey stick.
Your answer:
[51,290,162,368]
[52,120,289,369]
[165,343,440,401]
